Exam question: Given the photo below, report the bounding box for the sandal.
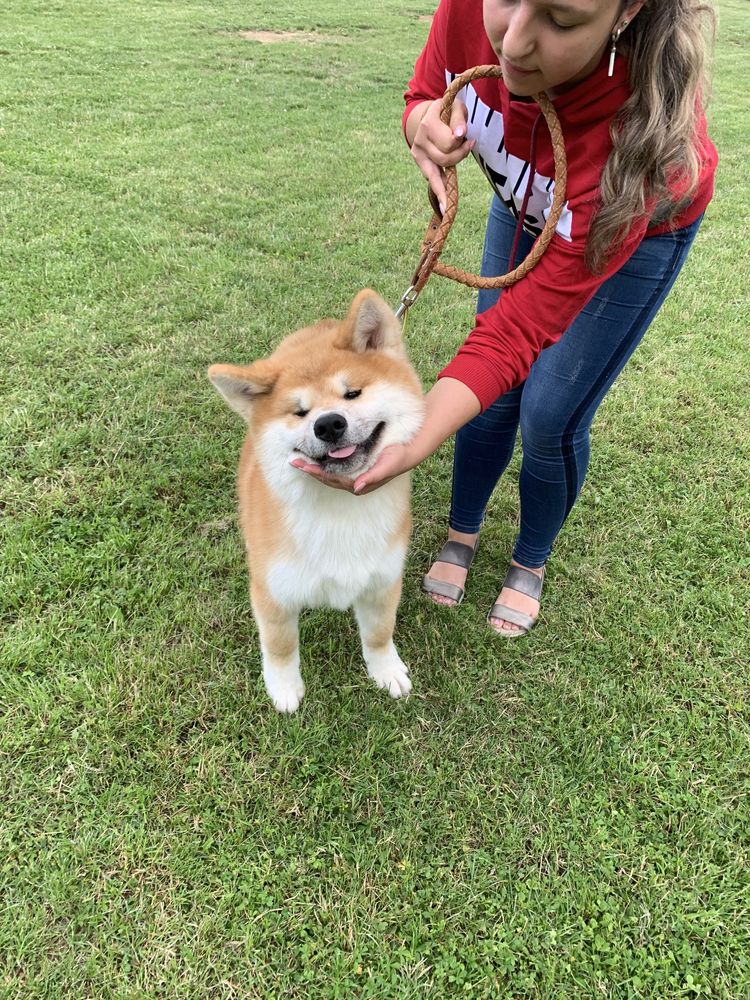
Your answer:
[487,564,545,638]
[421,538,479,606]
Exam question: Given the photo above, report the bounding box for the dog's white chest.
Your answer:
[265,484,407,611]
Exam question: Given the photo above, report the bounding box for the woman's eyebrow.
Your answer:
[547,2,591,15]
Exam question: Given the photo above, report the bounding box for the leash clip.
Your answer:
[394,284,419,321]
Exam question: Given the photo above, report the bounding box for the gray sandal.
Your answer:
[421,539,479,606]
[488,565,545,637]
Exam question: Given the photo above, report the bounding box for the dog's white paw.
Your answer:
[367,654,412,700]
[264,665,305,714]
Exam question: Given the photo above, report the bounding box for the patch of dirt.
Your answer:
[417,14,433,22]
[237,29,336,44]
[198,516,235,538]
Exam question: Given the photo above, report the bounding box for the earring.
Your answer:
[607,19,628,77]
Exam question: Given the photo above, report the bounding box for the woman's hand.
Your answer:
[406,99,476,211]
[288,457,356,492]
[289,443,417,496]
[353,443,415,495]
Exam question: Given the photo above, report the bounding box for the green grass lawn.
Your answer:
[2,1,748,996]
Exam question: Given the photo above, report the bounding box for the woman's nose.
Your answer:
[501,4,536,59]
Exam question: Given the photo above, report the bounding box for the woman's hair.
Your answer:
[586,0,716,273]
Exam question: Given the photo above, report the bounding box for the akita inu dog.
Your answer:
[208,290,424,713]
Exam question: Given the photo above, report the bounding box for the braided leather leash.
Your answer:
[396,65,568,320]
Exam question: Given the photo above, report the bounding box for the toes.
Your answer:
[384,668,412,699]
[264,667,305,714]
[368,658,412,699]
[272,691,303,713]
[269,685,304,713]
[427,592,458,607]
[422,558,467,607]
[488,613,527,637]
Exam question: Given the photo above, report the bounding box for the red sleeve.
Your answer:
[438,218,649,411]
[402,2,451,138]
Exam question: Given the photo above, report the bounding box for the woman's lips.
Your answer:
[503,59,536,77]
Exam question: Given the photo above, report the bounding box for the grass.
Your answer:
[1,0,749,996]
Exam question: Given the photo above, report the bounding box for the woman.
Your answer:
[294,0,717,637]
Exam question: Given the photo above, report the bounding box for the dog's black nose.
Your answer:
[314,412,348,443]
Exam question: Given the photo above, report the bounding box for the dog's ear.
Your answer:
[342,289,404,355]
[208,361,277,420]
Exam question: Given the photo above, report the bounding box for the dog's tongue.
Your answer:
[328,444,357,460]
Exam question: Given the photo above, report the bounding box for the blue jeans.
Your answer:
[449,195,703,568]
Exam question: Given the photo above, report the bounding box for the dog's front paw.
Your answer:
[264,665,305,714]
[367,653,412,700]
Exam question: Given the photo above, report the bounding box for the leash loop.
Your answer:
[397,65,568,319]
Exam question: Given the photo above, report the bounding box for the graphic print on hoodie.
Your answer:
[456,76,572,241]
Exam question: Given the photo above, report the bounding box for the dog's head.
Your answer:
[208,290,424,477]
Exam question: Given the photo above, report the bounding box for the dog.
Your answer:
[208,289,424,713]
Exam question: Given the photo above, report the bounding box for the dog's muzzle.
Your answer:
[298,415,386,469]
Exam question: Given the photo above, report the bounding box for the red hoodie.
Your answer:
[403,0,718,411]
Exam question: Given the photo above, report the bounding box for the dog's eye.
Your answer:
[343,389,361,400]
[294,408,309,418]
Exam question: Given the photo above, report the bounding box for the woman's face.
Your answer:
[483,0,640,96]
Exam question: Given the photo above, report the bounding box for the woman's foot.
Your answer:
[488,561,545,635]
[422,529,479,606]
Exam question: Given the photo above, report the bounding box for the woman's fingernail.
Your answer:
[438,201,445,215]
[454,126,465,138]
